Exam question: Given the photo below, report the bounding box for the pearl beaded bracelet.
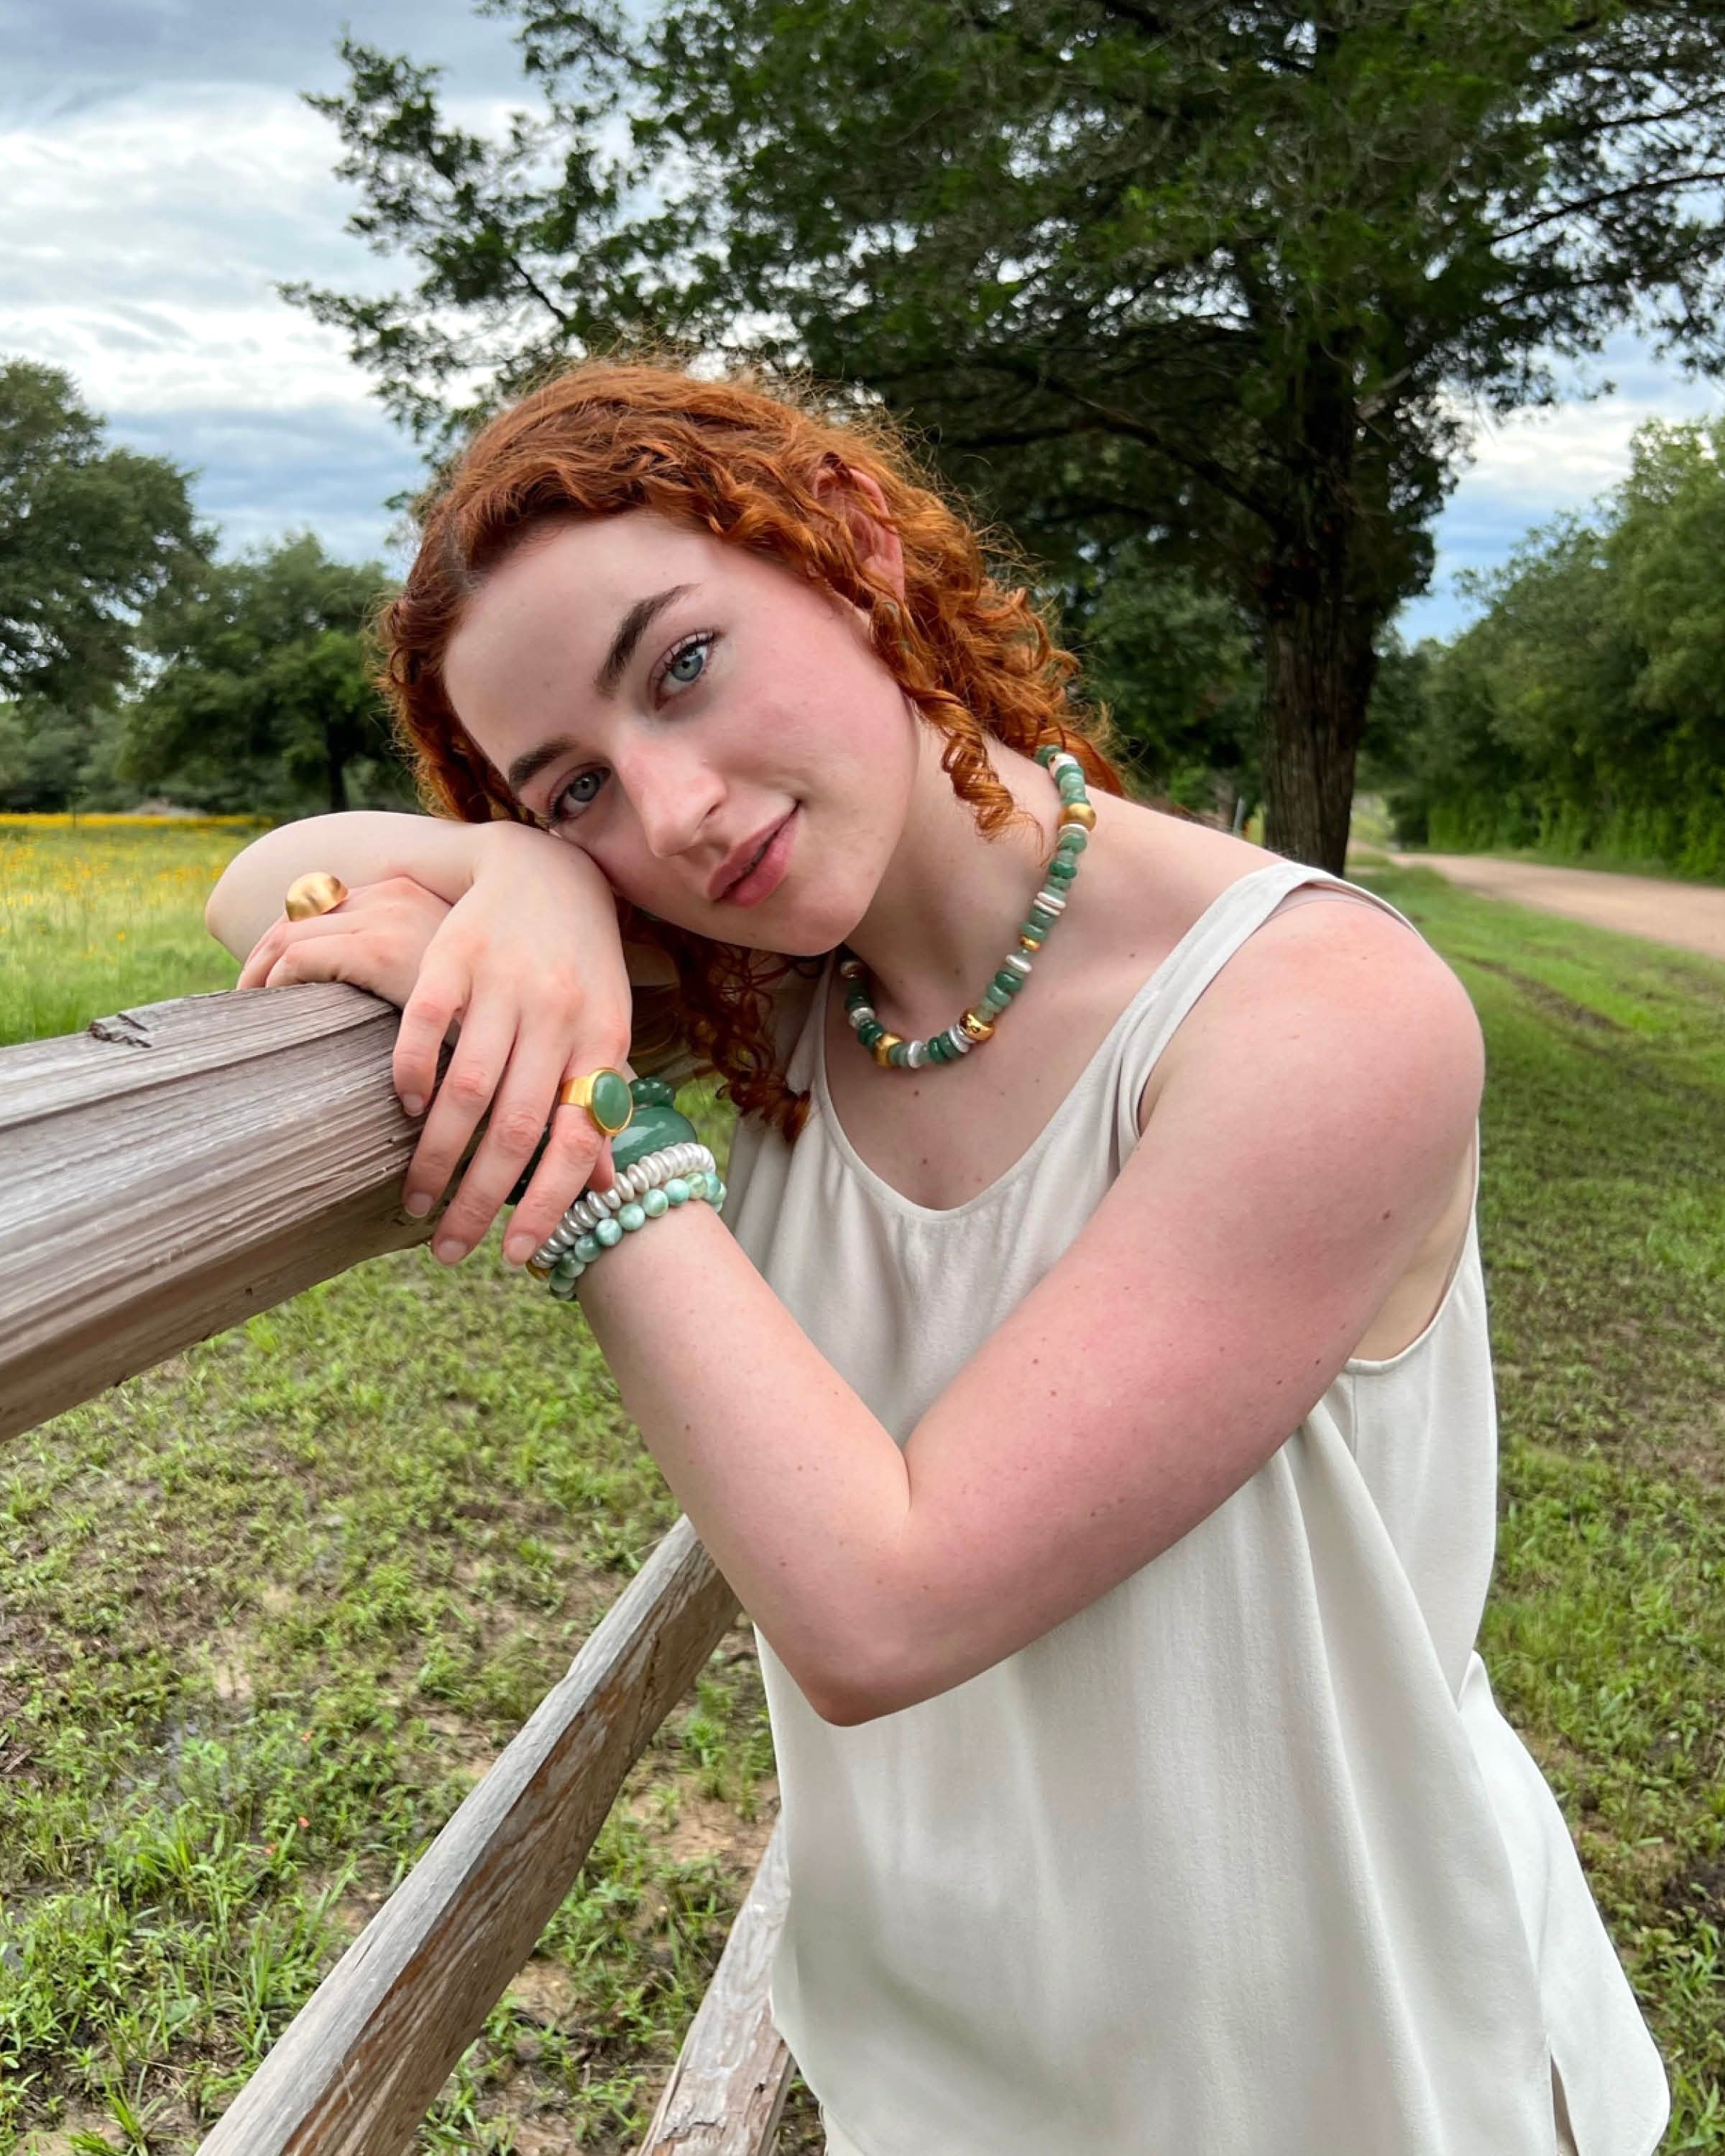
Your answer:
[528,1141,727,1299]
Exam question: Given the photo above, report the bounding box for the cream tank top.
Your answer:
[722,859,1669,2156]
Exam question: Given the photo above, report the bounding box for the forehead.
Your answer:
[446,510,719,703]
[443,510,750,783]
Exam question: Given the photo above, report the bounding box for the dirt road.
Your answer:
[1381,852,1725,964]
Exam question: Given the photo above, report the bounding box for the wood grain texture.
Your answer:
[639,1825,794,2156]
[198,1516,740,2154]
[1,980,707,1445]
[0,983,436,1445]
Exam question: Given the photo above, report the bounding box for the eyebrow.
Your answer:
[505,582,697,801]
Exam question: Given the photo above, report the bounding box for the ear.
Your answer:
[814,462,906,604]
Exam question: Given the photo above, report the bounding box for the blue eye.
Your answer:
[658,632,714,695]
[553,768,607,823]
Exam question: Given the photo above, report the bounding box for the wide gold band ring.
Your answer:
[284,871,350,921]
[556,1067,635,1138]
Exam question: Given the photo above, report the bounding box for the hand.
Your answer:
[386,825,638,1268]
[237,875,453,1008]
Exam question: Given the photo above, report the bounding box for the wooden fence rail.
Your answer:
[0,984,429,1445]
[0,985,791,2154]
[640,1825,794,2155]
[197,1516,738,2154]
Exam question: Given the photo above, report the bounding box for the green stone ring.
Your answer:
[556,1066,635,1138]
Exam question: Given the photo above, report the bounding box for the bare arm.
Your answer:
[575,900,1484,1726]
[205,810,675,987]
[205,811,497,961]
[206,811,677,1261]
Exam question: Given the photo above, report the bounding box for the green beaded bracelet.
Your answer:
[546,1168,727,1301]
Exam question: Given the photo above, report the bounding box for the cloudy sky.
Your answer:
[5,0,1722,639]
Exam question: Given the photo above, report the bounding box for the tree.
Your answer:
[1072,550,1261,820]
[0,360,203,808]
[125,535,409,815]
[290,0,1725,870]
[1379,420,1725,877]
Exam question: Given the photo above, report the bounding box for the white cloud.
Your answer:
[0,70,533,561]
[1460,382,1722,505]
[0,83,528,415]
[1399,349,1725,639]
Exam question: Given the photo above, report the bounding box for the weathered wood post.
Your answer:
[0,983,428,1444]
[0,983,791,2155]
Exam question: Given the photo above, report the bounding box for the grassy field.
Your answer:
[0,819,259,1049]
[2,825,1722,2151]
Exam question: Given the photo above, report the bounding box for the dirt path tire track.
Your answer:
[1372,852,1725,965]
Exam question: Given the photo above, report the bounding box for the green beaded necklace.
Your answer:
[839,743,1096,1070]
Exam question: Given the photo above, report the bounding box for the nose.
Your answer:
[621,737,727,861]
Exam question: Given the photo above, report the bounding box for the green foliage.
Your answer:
[1069,549,1261,813]
[0,361,203,810]
[1386,420,1725,877]
[290,0,1725,862]
[124,534,413,816]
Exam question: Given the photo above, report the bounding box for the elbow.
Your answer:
[203,880,234,953]
[807,1677,895,1728]
[797,1637,934,1728]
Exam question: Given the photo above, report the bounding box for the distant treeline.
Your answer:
[1374,420,1725,880]
[1,359,410,820]
[8,351,1723,880]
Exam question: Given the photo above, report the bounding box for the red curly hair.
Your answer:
[377,356,1128,1138]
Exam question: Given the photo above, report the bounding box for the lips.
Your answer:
[710,811,791,903]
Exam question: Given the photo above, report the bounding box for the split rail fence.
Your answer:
[0,981,792,2154]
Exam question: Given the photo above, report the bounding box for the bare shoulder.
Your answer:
[1151,865,1485,1167]
[1084,802,1482,1142]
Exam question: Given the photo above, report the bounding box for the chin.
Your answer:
[666,872,875,961]
[720,909,852,962]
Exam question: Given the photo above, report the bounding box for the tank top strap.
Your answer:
[783,957,832,1094]
[1108,860,1425,1159]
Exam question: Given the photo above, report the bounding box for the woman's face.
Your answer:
[442,507,921,956]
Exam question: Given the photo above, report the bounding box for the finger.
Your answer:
[499,1090,623,1267]
[262,925,362,988]
[237,921,288,990]
[393,959,468,1121]
[242,907,366,989]
[402,998,517,1228]
[436,1036,606,1264]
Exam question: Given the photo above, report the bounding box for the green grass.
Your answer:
[1403,834,1725,887]
[0,1169,800,2152]
[1353,863,1725,2147]
[0,821,259,1048]
[1,829,1721,2150]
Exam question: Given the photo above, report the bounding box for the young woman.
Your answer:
[206,362,1667,2156]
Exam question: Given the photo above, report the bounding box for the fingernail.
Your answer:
[403,1192,432,1218]
[400,1093,425,1118]
[433,1237,464,1264]
[504,1234,533,1266]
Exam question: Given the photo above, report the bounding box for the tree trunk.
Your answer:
[1259,578,1379,875]
[327,745,349,816]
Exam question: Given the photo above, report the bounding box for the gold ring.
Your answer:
[284,871,349,921]
[556,1067,635,1138]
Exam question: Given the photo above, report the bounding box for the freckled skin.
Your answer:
[443,512,921,962]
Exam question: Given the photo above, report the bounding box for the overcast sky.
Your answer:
[4,0,1722,640]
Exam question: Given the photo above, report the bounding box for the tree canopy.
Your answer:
[0,361,204,806]
[124,535,408,816]
[293,0,1725,866]
[0,360,201,709]
[1380,418,1725,879]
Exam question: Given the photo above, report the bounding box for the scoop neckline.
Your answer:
[809,859,1300,1224]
